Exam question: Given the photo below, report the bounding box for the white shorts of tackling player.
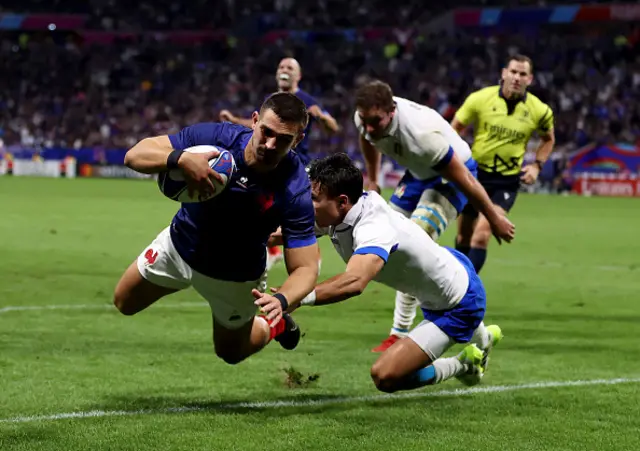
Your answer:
[408,320,457,361]
[136,227,262,329]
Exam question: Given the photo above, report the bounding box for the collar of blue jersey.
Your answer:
[498,83,527,103]
[339,192,368,227]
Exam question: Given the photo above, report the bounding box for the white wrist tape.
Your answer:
[301,290,317,306]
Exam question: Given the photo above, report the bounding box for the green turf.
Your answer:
[1,177,639,450]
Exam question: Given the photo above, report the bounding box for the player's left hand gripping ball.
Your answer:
[158,145,236,203]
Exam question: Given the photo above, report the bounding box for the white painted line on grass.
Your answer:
[1,377,638,424]
[0,302,207,314]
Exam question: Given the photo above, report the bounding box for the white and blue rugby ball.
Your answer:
[157,145,236,203]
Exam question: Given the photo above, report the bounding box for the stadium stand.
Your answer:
[1,3,639,190]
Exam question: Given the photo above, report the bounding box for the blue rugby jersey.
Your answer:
[167,122,316,281]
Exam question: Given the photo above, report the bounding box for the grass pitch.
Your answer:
[1,177,639,450]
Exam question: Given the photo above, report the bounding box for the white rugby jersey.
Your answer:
[354,96,472,180]
[317,191,469,311]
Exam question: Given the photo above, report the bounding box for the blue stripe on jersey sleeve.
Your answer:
[284,236,317,249]
[432,146,454,171]
[354,246,393,263]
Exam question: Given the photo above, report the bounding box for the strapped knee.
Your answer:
[411,202,450,240]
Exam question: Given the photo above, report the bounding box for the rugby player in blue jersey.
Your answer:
[114,93,319,365]
[220,57,341,270]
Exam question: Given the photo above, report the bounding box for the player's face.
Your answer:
[276,58,301,91]
[250,109,304,171]
[501,60,533,97]
[357,107,395,139]
[311,182,348,228]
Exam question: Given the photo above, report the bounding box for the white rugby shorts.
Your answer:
[136,226,263,329]
[407,320,456,361]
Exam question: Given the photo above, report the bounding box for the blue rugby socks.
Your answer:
[396,365,436,390]
[395,356,468,391]
[454,240,470,256]
[468,248,487,273]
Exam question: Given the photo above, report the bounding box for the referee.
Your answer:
[451,55,555,273]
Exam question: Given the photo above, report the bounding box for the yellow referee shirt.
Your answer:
[454,85,554,176]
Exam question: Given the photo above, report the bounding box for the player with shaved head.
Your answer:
[220,57,339,166]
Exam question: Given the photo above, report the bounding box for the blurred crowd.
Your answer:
[1,2,639,190]
[1,1,614,32]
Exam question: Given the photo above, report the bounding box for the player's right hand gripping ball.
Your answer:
[157,145,236,203]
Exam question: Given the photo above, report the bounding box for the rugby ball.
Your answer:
[157,145,236,203]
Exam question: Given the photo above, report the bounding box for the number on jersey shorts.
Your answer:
[136,227,263,329]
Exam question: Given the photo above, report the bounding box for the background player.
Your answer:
[220,57,340,271]
[113,93,319,366]
[275,153,503,393]
[354,80,514,352]
[219,57,340,165]
[452,54,555,273]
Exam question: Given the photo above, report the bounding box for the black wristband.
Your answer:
[166,149,184,170]
[535,159,545,171]
[273,293,288,311]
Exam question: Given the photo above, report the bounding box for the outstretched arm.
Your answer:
[124,135,175,173]
[436,151,515,244]
[219,109,253,128]
[124,125,223,196]
[278,243,320,306]
[308,105,341,134]
[292,253,384,309]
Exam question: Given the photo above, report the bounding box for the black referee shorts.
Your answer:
[462,170,520,218]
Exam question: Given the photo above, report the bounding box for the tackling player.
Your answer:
[452,55,555,273]
[354,80,514,352]
[114,93,319,365]
[274,154,503,392]
[220,57,340,272]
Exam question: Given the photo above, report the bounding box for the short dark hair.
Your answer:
[355,80,395,113]
[260,92,309,129]
[506,54,534,74]
[308,153,363,204]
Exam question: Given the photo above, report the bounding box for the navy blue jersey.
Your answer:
[262,89,319,165]
[167,122,316,281]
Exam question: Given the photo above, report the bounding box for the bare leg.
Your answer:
[211,315,272,365]
[113,261,179,315]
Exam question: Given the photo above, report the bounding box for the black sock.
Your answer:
[468,248,487,273]
[455,240,470,256]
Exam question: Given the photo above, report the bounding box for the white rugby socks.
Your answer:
[390,291,419,337]
[470,322,490,350]
[432,357,467,384]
